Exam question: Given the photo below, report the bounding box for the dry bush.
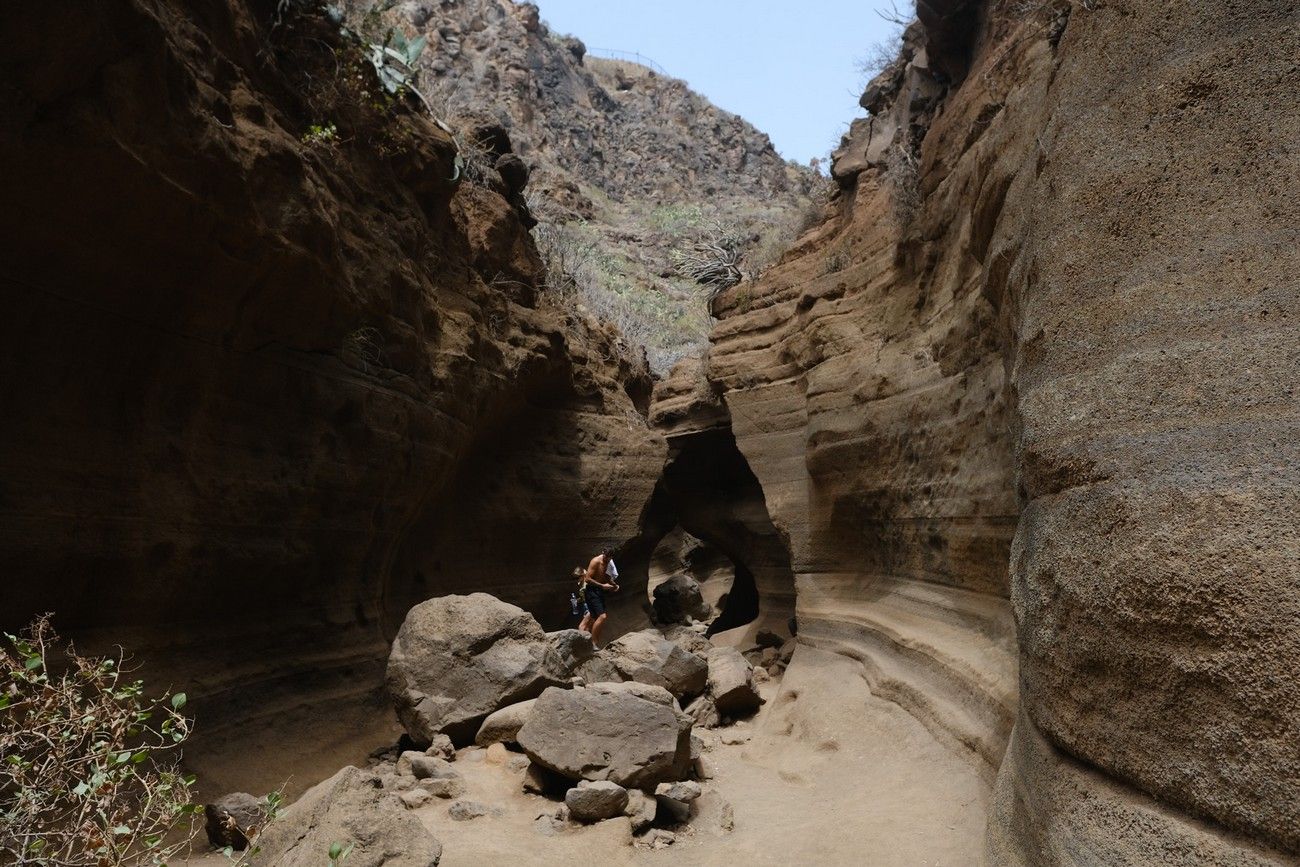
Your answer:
[671,220,747,293]
[0,616,198,865]
[883,138,922,222]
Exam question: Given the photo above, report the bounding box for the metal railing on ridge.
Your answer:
[584,47,670,76]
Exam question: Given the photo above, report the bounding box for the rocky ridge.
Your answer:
[344,0,822,370]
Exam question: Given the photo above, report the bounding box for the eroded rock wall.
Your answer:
[986,0,1300,858]
[694,0,1298,860]
[0,0,663,795]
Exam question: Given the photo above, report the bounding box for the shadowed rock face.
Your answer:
[0,0,663,796]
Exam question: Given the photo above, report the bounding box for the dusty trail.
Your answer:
[418,644,987,866]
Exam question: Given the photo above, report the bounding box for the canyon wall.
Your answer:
[688,0,1298,860]
[0,0,663,795]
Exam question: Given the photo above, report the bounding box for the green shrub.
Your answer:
[0,616,199,865]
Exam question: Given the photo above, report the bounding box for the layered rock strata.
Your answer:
[682,0,1299,860]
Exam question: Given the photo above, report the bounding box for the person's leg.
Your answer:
[591,613,608,648]
[578,611,592,633]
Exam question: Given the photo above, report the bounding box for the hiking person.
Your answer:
[577,548,620,648]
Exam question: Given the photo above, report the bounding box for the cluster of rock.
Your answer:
[207,592,768,856]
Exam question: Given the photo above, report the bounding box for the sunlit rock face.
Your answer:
[686,0,1299,860]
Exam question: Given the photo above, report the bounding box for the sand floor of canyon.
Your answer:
[188,644,988,866]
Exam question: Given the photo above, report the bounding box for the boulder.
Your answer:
[495,153,530,194]
[386,593,565,746]
[651,574,711,624]
[623,789,657,832]
[475,698,536,747]
[516,684,693,789]
[707,647,761,716]
[605,630,708,699]
[547,629,596,677]
[659,624,714,659]
[204,792,264,850]
[255,767,441,867]
[565,781,630,822]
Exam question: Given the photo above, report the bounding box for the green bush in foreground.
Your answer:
[0,615,199,865]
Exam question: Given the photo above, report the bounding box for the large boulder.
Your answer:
[386,594,566,746]
[707,647,761,716]
[652,574,711,624]
[475,698,536,746]
[255,767,441,867]
[517,683,694,790]
[604,631,708,699]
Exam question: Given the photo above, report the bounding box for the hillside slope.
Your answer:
[347,0,823,370]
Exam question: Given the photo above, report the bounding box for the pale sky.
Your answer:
[533,0,904,166]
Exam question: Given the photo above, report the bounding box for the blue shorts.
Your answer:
[583,585,606,617]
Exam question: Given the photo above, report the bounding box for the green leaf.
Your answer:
[72,782,90,796]
[113,825,131,836]
[406,34,427,64]
[171,692,186,709]
[0,695,10,709]
[329,842,345,859]
[24,656,43,670]
[132,749,150,763]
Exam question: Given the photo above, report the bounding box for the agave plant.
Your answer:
[367,28,427,94]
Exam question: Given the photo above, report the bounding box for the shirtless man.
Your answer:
[578,548,620,648]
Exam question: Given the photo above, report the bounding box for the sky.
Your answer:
[532,0,904,166]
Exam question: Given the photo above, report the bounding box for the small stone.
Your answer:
[693,755,716,780]
[565,780,629,822]
[398,788,431,809]
[400,752,460,781]
[778,638,797,663]
[381,773,412,791]
[419,777,466,799]
[655,781,702,803]
[204,793,264,850]
[684,694,720,728]
[760,647,779,666]
[448,799,498,821]
[623,789,657,833]
[720,731,750,746]
[484,743,509,765]
[752,666,770,684]
[425,733,456,761]
[649,829,677,848]
[507,754,531,772]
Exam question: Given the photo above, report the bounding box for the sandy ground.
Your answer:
[185,644,989,865]
[420,644,989,866]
